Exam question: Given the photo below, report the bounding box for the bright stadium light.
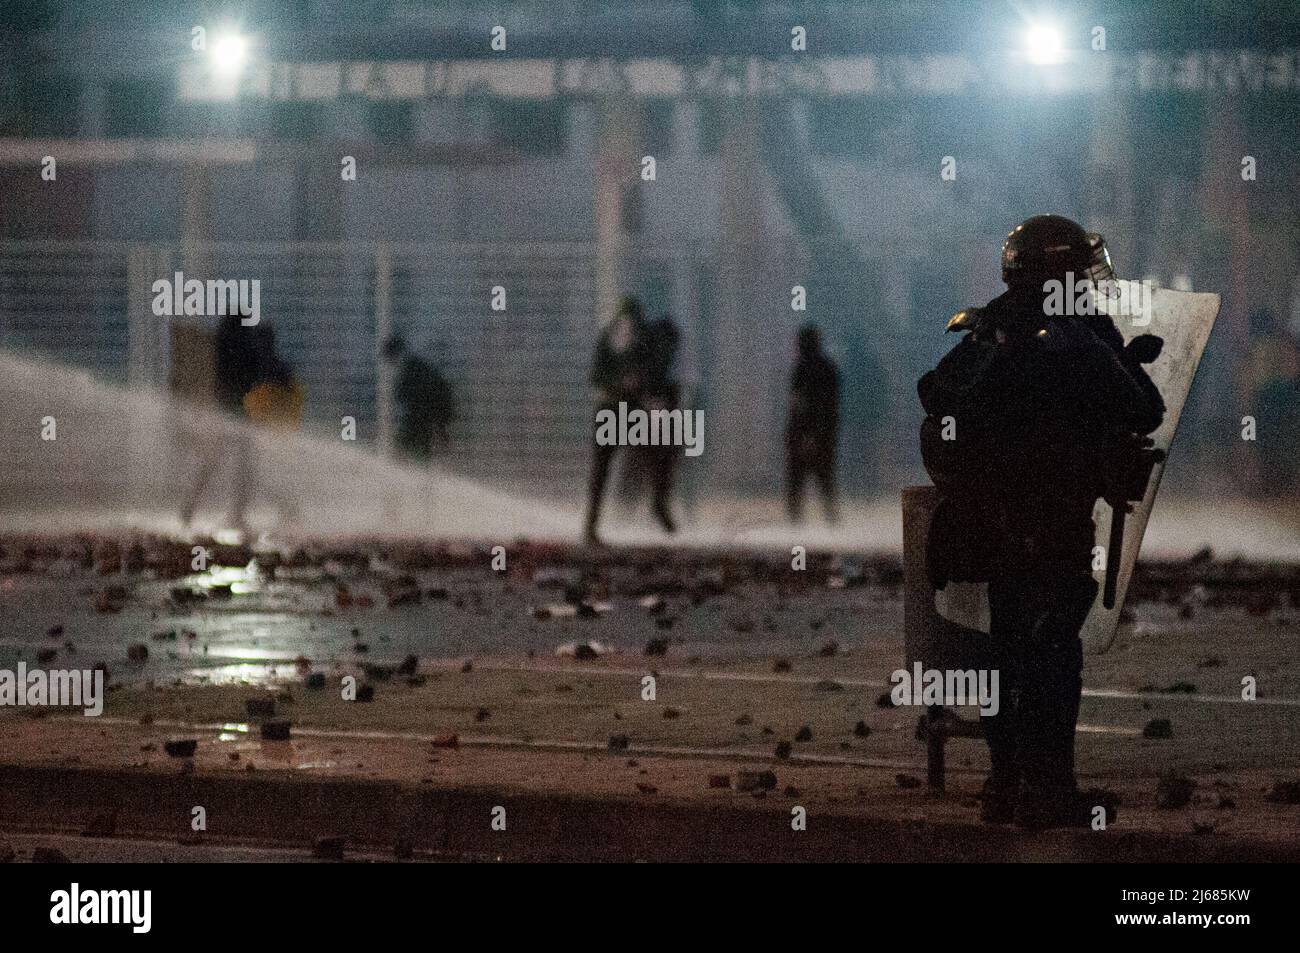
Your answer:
[1024,23,1065,64]
[210,32,248,77]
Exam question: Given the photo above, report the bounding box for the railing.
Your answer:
[0,240,708,492]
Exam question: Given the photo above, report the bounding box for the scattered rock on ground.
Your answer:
[245,696,276,719]
[1266,779,1300,805]
[163,738,197,758]
[1143,718,1173,739]
[260,720,292,741]
[1156,773,1196,809]
[735,770,778,793]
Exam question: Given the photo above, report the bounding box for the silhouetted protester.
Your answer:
[583,296,648,545]
[242,325,305,525]
[180,311,260,529]
[1244,308,1299,493]
[617,315,682,533]
[384,335,457,463]
[919,215,1165,830]
[785,323,841,523]
[840,334,889,496]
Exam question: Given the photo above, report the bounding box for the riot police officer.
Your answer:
[918,215,1165,829]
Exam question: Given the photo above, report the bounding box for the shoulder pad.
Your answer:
[945,307,982,333]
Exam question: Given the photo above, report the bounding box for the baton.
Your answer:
[1103,500,1126,610]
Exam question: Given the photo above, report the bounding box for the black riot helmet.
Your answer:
[1000,214,1114,288]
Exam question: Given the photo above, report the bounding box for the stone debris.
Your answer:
[643,637,669,657]
[794,725,813,742]
[260,720,292,741]
[1265,779,1300,805]
[164,738,197,758]
[126,643,148,662]
[895,773,923,789]
[735,770,777,793]
[1143,718,1173,739]
[853,720,871,737]
[1156,773,1196,809]
[94,586,128,613]
[245,696,276,719]
[556,640,608,660]
[638,594,667,614]
[431,733,459,749]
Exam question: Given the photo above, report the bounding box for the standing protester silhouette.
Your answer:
[180,310,259,530]
[242,324,306,526]
[633,315,682,534]
[918,215,1165,830]
[785,323,841,523]
[243,324,304,429]
[583,295,648,545]
[384,335,457,464]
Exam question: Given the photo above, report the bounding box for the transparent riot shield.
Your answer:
[929,286,1222,654]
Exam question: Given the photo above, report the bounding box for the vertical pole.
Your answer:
[594,99,640,328]
[710,98,765,494]
[903,485,947,791]
[374,243,394,455]
[126,244,151,388]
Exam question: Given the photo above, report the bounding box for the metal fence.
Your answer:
[0,239,952,498]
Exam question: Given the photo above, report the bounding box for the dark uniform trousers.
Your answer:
[984,570,1097,797]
